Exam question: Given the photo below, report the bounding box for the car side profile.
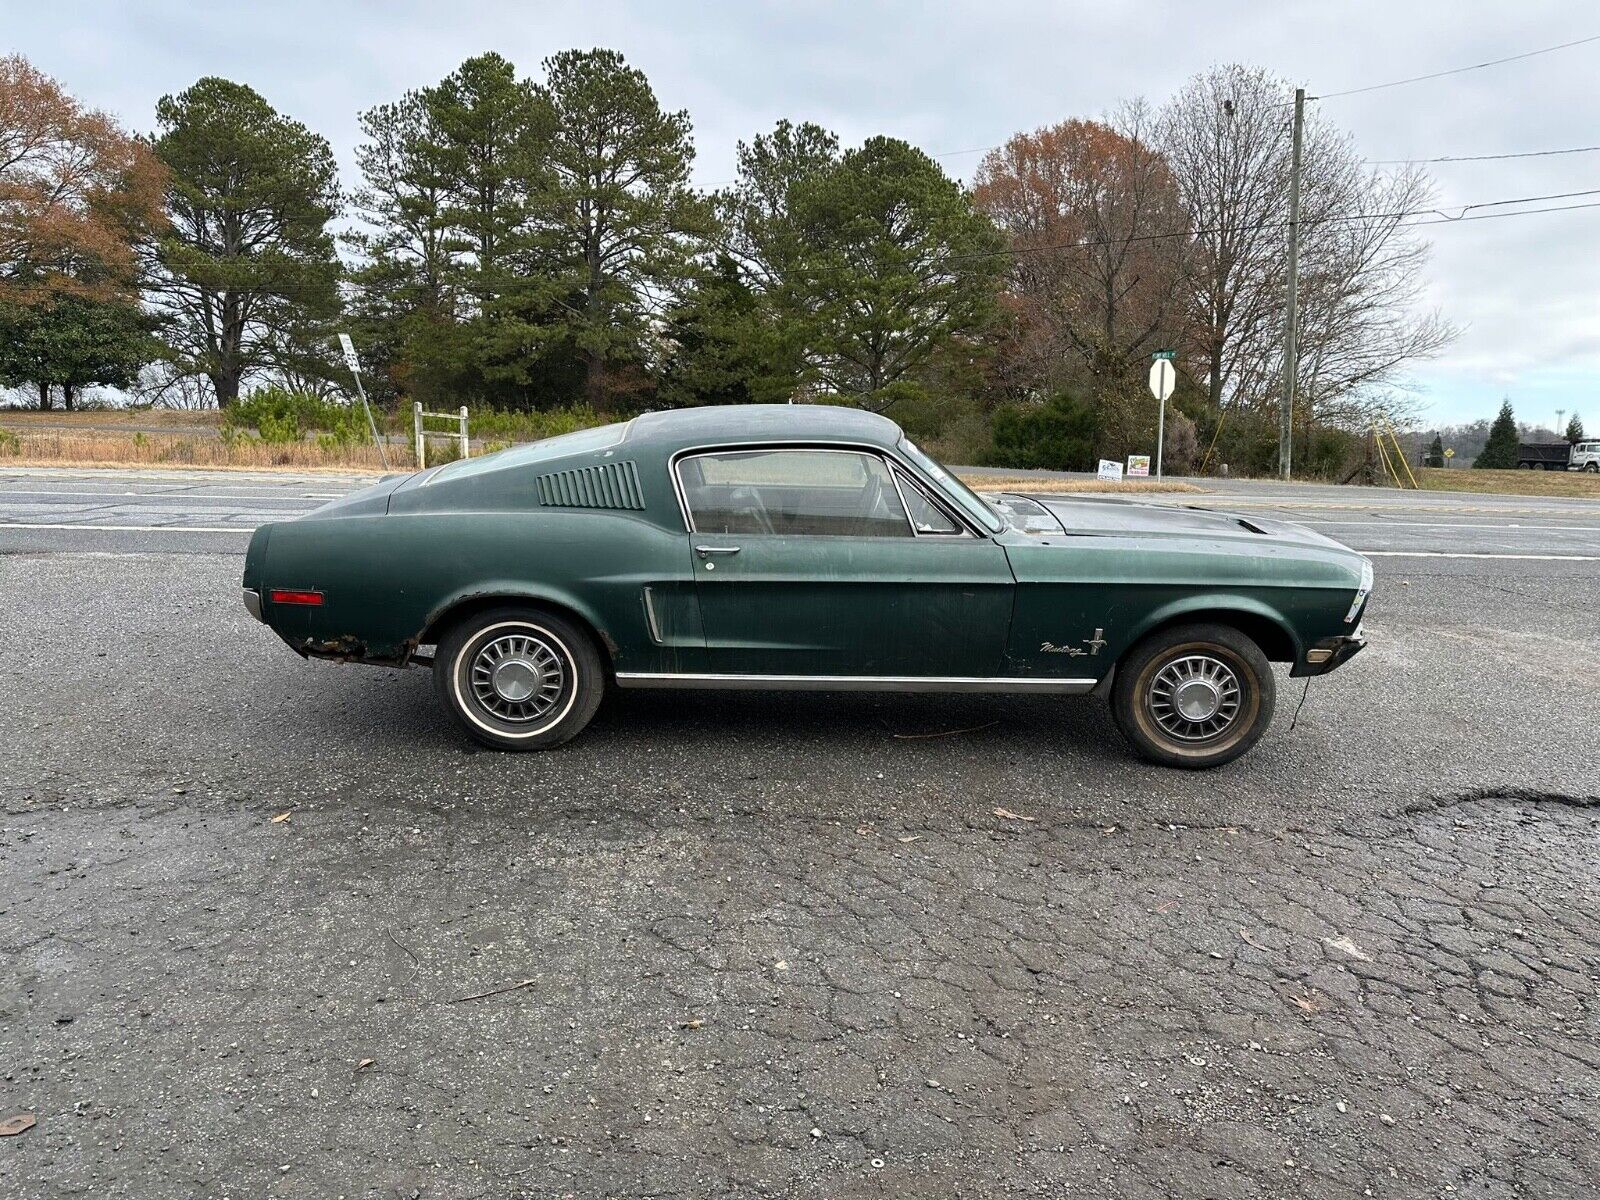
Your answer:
[242,404,1369,768]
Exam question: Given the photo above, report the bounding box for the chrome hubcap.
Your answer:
[1148,654,1243,742]
[470,633,566,723]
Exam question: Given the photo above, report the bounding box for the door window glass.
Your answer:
[680,449,911,537]
[892,467,962,534]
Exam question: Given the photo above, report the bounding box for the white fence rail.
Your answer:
[413,402,469,469]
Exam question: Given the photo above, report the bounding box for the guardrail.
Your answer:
[413,402,469,469]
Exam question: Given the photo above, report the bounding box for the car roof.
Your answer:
[625,404,903,451]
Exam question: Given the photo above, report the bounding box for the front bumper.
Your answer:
[1292,631,1366,677]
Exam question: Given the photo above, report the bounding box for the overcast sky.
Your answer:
[9,0,1597,430]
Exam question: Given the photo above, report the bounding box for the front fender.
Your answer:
[1122,594,1303,662]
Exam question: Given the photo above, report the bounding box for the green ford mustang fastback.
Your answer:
[243,404,1369,768]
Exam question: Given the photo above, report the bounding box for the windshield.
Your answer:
[897,437,1004,533]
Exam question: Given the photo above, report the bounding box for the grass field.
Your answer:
[0,430,402,471]
[1418,466,1600,499]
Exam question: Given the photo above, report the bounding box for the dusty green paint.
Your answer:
[244,404,1369,682]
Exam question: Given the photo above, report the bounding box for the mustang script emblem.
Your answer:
[1040,628,1106,657]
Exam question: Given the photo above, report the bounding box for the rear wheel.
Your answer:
[1111,623,1276,769]
[433,607,604,751]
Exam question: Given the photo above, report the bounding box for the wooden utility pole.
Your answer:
[1279,87,1305,481]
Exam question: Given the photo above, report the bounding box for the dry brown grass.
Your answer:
[962,474,1203,495]
[0,408,224,430]
[1417,466,1600,499]
[0,431,397,473]
[0,429,1219,492]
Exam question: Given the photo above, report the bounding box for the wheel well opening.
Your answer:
[419,596,614,669]
[1132,611,1298,663]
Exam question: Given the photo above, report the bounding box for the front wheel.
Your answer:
[1111,623,1276,769]
[434,607,604,751]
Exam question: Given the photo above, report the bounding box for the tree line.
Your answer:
[0,50,1451,472]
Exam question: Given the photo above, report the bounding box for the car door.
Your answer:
[676,446,1014,678]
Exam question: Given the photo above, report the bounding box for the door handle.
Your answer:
[695,545,741,559]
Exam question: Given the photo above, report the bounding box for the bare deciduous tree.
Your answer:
[1159,63,1453,432]
[1292,151,1453,431]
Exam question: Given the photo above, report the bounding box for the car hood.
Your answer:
[988,492,1359,557]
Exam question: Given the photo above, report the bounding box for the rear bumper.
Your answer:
[1292,632,1366,677]
[242,587,263,623]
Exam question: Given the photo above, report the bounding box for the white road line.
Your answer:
[1303,519,1600,531]
[0,522,254,534]
[1358,550,1600,561]
[0,488,335,500]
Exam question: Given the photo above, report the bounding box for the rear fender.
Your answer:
[419,582,616,659]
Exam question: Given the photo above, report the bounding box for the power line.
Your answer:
[1370,144,1600,164]
[1317,33,1600,99]
[707,136,1600,192]
[941,187,1600,263]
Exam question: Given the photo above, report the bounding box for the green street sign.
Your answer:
[1152,350,1175,360]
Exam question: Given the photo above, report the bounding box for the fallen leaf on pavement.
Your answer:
[0,1114,36,1137]
[1322,935,1372,962]
[993,807,1036,822]
[354,1058,376,1074]
[679,1018,705,1030]
[1239,929,1270,951]
[896,835,922,844]
[271,811,293,823]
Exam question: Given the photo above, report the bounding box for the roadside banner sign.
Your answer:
[337,332,362,377]
[1127,454,1151,477]
[1097,459,1124,483]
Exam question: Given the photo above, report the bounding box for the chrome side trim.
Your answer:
[641,586,663,644]
[614,672,1097,694]
[242,587,263,623]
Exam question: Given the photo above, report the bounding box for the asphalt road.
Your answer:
[2,465,1598,1199]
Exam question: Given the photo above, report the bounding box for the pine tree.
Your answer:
[1566,413,1585,444]
[529,48,710,410]
[149,78,342,406]
[1474,399,1520,469]
[1425,433,1445,468]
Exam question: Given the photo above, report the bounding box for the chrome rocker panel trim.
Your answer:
[614,672,1097,694]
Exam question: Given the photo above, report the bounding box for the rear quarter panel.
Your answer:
[257,509,701,672]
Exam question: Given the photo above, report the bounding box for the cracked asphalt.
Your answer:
[2,468,1598,1198]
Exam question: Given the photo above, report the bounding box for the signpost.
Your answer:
[1444,447,1455,467]
[337,333,389,470]
[1148,351,1176,479]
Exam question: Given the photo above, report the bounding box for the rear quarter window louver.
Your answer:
[535,461,646,510]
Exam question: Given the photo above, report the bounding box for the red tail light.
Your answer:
[269,589,324,606]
